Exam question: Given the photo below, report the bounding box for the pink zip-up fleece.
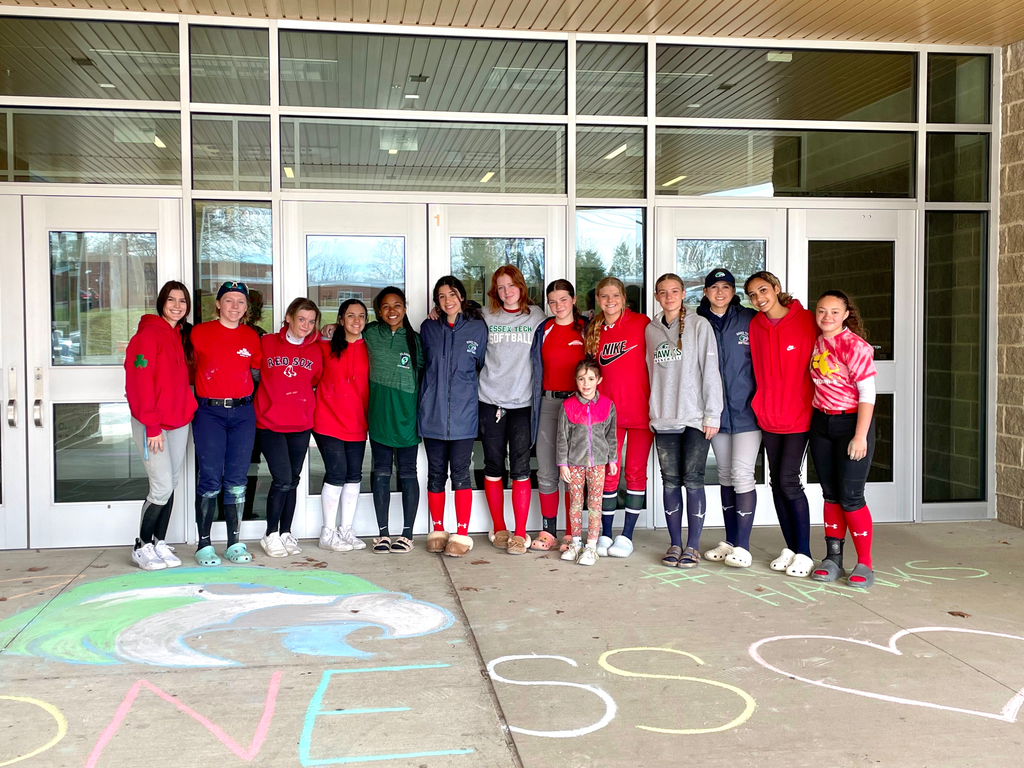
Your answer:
[555,392,618,467]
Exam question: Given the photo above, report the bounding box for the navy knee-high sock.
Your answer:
[684,488,707,551]
[786,494,812,557]
[773,487,796,551]
[601,492,616,538]
[720,486,737,546]
[733,490,756,551]
[621,492,643,539]
[663,486,683,548]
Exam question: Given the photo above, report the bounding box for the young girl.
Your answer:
[315,298,370,553]
[533,279,587,551]
[647,274,723,568]
[808,291,878,588]
[478,265,546,555]
[256,298,324,557]
[745,271,818,578]
[365,287,424,554]
[584,276,652,558]
[124,281,197,570]
[697,268,761,568]
[557,359,618,566]
[419,276,488,558]
[190,281,263,566]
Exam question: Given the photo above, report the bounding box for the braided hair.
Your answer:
[655,273,687,350]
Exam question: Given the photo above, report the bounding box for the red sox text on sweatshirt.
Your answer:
[255,328,324,433]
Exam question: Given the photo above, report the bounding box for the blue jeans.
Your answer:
[193,402,256,505]
[655,427,711,490]
[313,432,366,486]
[424,437,474,493]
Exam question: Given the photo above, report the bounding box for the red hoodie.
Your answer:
[124,314,198,438]
[595,308,651,430]
[255,328,324,433]
[749,300,817,433]
[313,338,370,441]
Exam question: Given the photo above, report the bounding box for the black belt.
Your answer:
[545,390,574,400]
[198,396,253,408]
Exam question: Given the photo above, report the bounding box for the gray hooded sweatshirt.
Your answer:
[646,311,724,432]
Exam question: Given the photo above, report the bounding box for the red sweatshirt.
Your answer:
[124,314,198,437]
[595,308,651,429]
[314,338,370,441]
[255,328,324,433]
[749,300,817,434]
[191,320,264,399]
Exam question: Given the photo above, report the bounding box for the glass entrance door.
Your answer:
[23,196,184,548]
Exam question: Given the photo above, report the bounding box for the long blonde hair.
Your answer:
[743,270,794,307]
[655,273,687,349]
[585,276,627,357]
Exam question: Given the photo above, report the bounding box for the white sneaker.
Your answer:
[340,526,366,550]
[561,536,582,562]
[280,532,302,555]
[260,532,288,557]
[320,526,353,553]
[131,542,167,571]
[153,540,181,568]
[577,545,598,567]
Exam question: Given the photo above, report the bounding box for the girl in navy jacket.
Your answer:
[696,268,761,569]
[419,276,488,558]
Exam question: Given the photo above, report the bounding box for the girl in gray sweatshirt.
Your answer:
[646,273,724,569]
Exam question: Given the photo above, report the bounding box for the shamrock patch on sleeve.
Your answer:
[134,354,148,369]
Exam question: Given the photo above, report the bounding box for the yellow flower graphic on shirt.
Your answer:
[812,349,840,378]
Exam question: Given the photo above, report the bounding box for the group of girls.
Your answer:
[124,263,879,588]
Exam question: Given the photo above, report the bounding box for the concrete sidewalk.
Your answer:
[1,521,1021,768]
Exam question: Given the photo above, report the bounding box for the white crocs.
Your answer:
[724,546,752,568]
[607,535,634,558]
[786,553,814,578]
[704,541,734,562]
[770,548,796,571]
[595,535,613,557]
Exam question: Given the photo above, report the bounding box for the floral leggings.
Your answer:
[567,465,607,541]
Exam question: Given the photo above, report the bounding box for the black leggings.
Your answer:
[761,430,812,557]
[809,410,875,511]
[260,428,312,535]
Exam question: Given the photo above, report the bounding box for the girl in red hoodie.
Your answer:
[583,276,652,559]
[314,298,370,554]
[124,281,198,571]
[745,271,818,578]
[255,298,324,558]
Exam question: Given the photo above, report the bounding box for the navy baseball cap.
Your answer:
[216,280,249,300]
[704,269,736,289]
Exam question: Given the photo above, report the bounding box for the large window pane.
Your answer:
[575,208,645,315]
[307,235,405,325]
[50,231,156,366]
[2,109,180,185]
[808,240,894,360]
[193,201,273,332]
[928,54,991,124]
[657,46,915,121]
[675,239,765,310]
[190,26,270,105]
[926,133,990,202]
[280,31,566,114]
[0,17,178,100]
[54,403,148,502]
[281,118,565,194]
[923,212,987,502]
[452,238,544,307]
[577,42,645,116]
[577,126,644,199]
[656,128,915,198]
[192,115,271,192]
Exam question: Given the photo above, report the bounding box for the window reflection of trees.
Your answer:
[451,237,545,307]
[675,239,766,308]
[306,236,405,324]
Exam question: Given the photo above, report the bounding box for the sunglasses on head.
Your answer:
[220,281,248,292]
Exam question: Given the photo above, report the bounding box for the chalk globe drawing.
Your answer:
[0,568,454,668]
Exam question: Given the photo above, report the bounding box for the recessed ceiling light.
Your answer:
[99,83,116,89]
[661,175,687,187]
[404,94,420,99]
[153,136,166,149]
[766,51,793,63]
[388,149,399,155]
[283,166,294,178]
[480,171,495,183]
[603,144,628,160]
[687,103,701,108]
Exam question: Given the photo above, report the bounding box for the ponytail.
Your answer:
[818,290,869,340]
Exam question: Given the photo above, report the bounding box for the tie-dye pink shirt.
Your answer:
[809,328,877,411]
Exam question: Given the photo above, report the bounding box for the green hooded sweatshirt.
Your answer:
[364,320,424,448]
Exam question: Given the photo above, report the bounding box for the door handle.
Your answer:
[33,399,43,427]
[6,367,15,427]
[5,400,14,427]
[32,367,43,427]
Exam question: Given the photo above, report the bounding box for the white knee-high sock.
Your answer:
[321,483,343,529]
[340,482,361,530]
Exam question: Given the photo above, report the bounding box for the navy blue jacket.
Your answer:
[696,297,759,434]
[418,313,488,441]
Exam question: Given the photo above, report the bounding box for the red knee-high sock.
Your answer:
[484,478,506,533]
[427,491,446,532]
[844,505,873,571]
[564,490,572,536]
[511,479,531,538]
[823,501,847,539]
[539,491,558,526]
[454,489,473,536]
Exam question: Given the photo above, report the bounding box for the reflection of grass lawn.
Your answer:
[70,307,147,361]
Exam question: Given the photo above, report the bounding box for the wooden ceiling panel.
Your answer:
[0,0,1021,46]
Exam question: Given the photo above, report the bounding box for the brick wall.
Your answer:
[998,41,1024,528]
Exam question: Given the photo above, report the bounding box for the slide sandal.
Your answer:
[531,531,558,551]
[678,546,701,569]
[847,563,875,588]
[810,558,845,582]
[373,537,392,554]
[661,545,683,567]
[195,545,221,567]
[223,543,251,564]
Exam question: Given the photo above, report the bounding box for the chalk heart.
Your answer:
[749,626,1024,723]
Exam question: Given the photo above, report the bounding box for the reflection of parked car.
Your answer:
[51,328,82,364]
[79,289,97,311]
[685,284,705,307]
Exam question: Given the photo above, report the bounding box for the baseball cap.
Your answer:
[216,280,249,300]
[704,269,736,289]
